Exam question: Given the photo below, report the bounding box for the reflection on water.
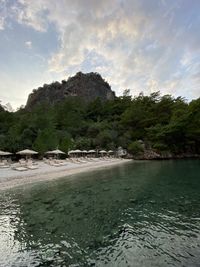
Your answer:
[0,160,200,266]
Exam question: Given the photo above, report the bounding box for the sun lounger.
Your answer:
[87,157,98,161]
[70,158,81,164]
[51,163,62,167]
[48,160,62,167]
[0,164,10,168]
[84,157,92,162]
[27,159,38,166]
[75,158,86,163]
[26,164,38,170]
[0,160,10,168]
[43,158,50,164]
[19,159,26,165]
[13,166,28,171]
[55,160,67,165]
[78,158,87,163]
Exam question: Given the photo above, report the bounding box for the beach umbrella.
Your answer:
[99,150,107,154]
[99,150,107,157]
[88,150,95,153]
[0,150,12,156]
[46,149,65,159]
[82,150,88,157]
[17,149,38,155]
[46,149,65,155]
[68,150,74,155]
[46,149,65,156]
[0,150,12,162]
[74,149,82,153]
[87,149,96,158]
[73,149,82,158]
[68,150,78,157]
[17,149,38,160]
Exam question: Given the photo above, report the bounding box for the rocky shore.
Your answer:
[127,150,200,160]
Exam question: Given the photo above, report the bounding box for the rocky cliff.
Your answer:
[26,72,115,109]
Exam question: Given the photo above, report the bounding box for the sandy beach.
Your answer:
[0,158,132,191]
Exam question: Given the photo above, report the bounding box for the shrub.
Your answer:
[128,141,144,155]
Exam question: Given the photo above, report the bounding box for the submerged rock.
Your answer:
[129,198,138,204]
[123,187,131,191]
[42,198,56,205]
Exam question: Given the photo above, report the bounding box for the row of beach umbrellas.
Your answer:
[0,149,65,161]
[0,149,114,157]
[68,150,114,154]
[0,149,60,158]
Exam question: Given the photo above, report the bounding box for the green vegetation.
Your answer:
[0,92,199,156]
[128,141,144,156]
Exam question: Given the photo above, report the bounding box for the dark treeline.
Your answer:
[0,91,199,157]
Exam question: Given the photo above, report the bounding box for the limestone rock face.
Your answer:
[26,72,115,109]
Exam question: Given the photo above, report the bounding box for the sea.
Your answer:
[0,159,200,266]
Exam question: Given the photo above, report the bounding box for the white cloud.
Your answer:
[25,40,32,49]
[12,0,48,32]
[1,0,200,107]
[0,0,7,30]
[0,17,5,30]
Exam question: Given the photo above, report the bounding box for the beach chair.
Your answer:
[49,160,62,167]
[0,162,10,168]
[19,159,27,166]
[57,159,67,165]
[79,157,87,163]
[0,159,10,167]
[13,166,28,171]
[71,158,81,164]
[26,163,39,170]
[43,158,50,164]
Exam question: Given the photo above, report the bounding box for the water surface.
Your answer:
[0,160,200,266]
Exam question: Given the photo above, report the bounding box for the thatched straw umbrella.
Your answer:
[82,150,88,157]
[46,149,65,159]
[0,150,12,161]
[88,150,95,153]
[0,150,12,156]
[16,149,38,160]
[99,150,107,155]
[73,149,82,158]
[88,149,96,158]
[68,150,74,157]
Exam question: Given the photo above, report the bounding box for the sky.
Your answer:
[0,0,200,109]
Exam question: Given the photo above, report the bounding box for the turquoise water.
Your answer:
[0,160,200,266]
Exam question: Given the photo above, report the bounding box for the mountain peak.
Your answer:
[25,72,115,110]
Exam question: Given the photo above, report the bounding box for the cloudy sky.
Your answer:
[0,0,200,108]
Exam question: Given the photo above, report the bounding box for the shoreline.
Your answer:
[0,159,132,191]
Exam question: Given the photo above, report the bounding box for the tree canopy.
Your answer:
[0,91,199,156]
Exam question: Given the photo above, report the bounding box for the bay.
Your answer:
[0,159,200,266]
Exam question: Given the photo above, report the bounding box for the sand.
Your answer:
[0,158,132,191]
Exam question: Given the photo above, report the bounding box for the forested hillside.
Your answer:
[0,90,199,158]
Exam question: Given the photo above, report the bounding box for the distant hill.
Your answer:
[25,72,115,110]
